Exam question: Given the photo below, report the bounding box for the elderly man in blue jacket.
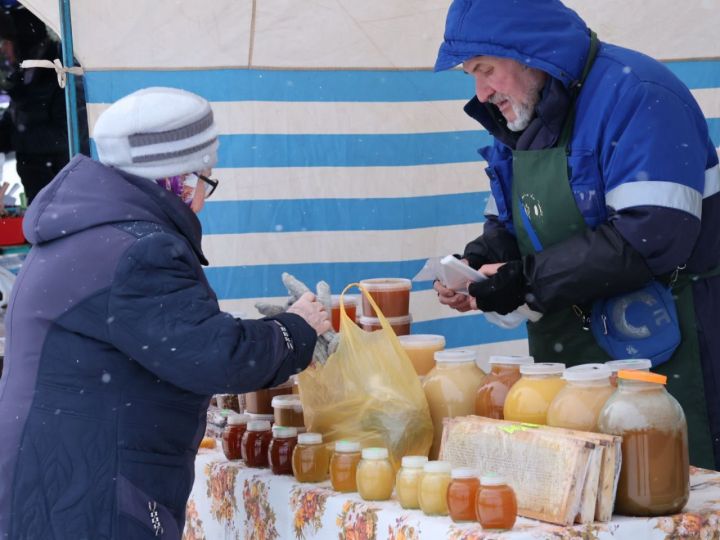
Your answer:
[433,0,720,469]
[0,87,331,539]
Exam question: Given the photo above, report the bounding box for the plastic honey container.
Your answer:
[503,363,566,425]
[395,455,428,509]
[292,432,330,483]
[331,294,358,332]
[271,395,304,428]
[398,334,446,376]
[356,447,395,501]
[448,468,480,522]
[475,355,534,419]
[358,314,412,336]
[422,350,485,458]
[546,363,614,432]
[418,461,452,516]
[605,358,652,387]
[476,474,518,530]
[359,278,412,318]
[330,441,362,492]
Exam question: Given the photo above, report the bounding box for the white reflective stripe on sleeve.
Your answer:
[484,192,499,217]
[605,181,702,219]
[705,164,720,199]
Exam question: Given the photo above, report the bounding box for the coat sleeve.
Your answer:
[106,231,317,396]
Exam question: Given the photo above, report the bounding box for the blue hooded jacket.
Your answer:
[0,155,317,539]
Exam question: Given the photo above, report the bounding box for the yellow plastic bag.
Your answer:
[298,283,433,465]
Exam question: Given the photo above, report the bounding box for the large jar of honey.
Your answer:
[598,370,689,516]
[395,455,428,509]
[359,278,411,318]
[268,426,298,475]
[476,474,518,530]
[292,432,330,483]
[330,441,362,492]
[398,334,446,376]
[356,447,395,501]
[546,363,614,432]
[418,461,452,516]
[221,413,249,461]
[475,355,534,419]
[241,420,273,468]
[605,358,652,387]
[447,468,480,522]
[423,350,486,458]
[503,363,566,425]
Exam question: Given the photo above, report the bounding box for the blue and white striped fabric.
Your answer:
[84,60,720,356]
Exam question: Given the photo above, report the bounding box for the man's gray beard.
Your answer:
[506,101,535,132]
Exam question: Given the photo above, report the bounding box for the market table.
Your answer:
[183,448,720,540]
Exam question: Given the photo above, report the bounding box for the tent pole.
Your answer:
[58,0,80,158]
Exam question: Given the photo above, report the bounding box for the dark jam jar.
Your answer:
[268,426,298,475]
[241,420,272,468]
[221,413,249,461]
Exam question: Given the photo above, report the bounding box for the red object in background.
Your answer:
[0,217,25,246]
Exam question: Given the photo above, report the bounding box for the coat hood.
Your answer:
[23,154,207,264]
[435,0,591,87]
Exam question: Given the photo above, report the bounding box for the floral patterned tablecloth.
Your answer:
[183,448,720,540]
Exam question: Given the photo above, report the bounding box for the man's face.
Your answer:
[463,55,547,131]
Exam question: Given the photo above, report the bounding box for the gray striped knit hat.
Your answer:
[93,87,218,179]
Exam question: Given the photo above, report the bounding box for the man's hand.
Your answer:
[467,260,526,314]
[287,292,332,336]
[434,279,474,312]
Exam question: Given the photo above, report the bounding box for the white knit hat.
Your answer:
[93,87,219,179]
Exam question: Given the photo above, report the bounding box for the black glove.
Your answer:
[467,260,527,315]
[463,221,521,270]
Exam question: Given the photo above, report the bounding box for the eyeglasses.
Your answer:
[193,173,219,199]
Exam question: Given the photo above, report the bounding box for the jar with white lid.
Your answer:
[330,440,362,492]
[475,355,534,419]
[418,461,453,516]
[448,468,480,522]
[605,358,652,386]
[356,447,395,501]
[547,363,614,432]
[395,455,428,509]
[503,362,566,425]
[423,350,486,458]
[292,432,329,483]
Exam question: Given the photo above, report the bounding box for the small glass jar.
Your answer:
[330,441,362,492]
[397,334,446,376]
[241,420,273,468]
[292,432,330,483]
[423,350,486,458]
[271,395,305,428]
[605,358,652,387]
[419,461,452,516]
[356,447,395,501]
[395,455,428,509]
[598,370,689,516]
[221,413,249,461]
[476,474,518,530]
[448,468,480,522]
[503,363,566,425]
[475,355,534,419]
[268,426,298,475]
[547,363,614,432]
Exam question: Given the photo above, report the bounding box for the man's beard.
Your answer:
[489,79,544,132]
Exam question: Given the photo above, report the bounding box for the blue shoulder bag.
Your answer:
[590,280,680,367]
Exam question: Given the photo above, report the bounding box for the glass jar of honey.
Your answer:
[503,363,566,425]
[395,455,428,509]
[359,278,411,318]
[605,358,652,387]
[330,441,362,492]
[475,355,534,419]
[292,432,329,483]
[448,468,480,522]
[598,370,689,516]
[356,447,395,501]
[241,420,272,468]
[398,334,446,376]
[271,395,305,428]
[331,294,358,332]
[423,350,486,458]
[476,474,518,530]
[221,413,249,461]
[268,426,298,475]
[547,363,614,432]
[419,461,452,516]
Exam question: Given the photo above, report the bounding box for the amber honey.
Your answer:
[448,469,480,522]
[268,427,298,475]
[358,314,412,336]
[241,420,272,468]
[476,477,517,530]
[475,356,534,419]
[331,294,358,332]
[330,441,362,492]
[292,433,329,483]
[221,414,248,461]
[359,278,411,318]
[398,334,446,376]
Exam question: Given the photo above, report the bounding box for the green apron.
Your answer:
[509,32,715,468]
